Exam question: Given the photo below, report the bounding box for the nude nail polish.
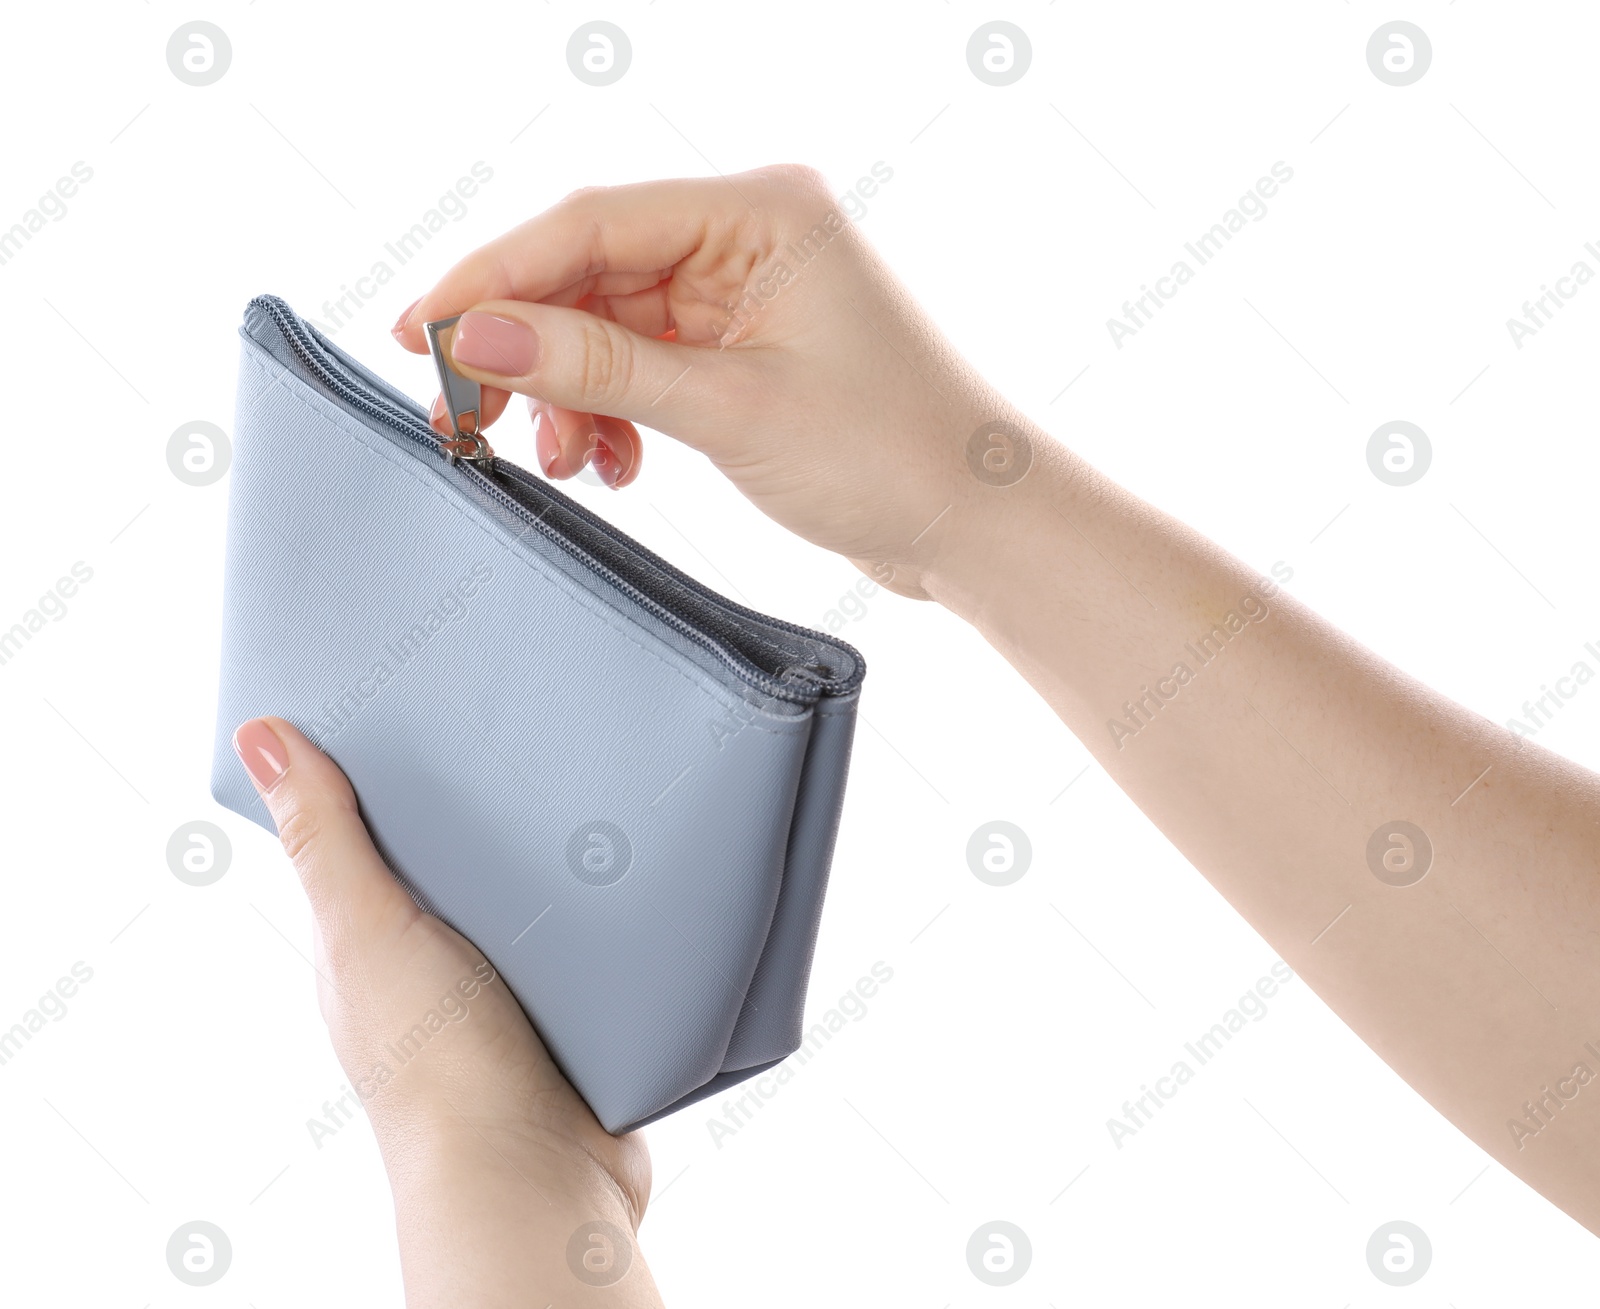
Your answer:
[532,406,561,477]
[454,312,539,376]
[592,439,623,488]
[391,296,422,338]
[234,718,287,790]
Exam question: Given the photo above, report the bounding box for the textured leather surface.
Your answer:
[211,299,862,1133]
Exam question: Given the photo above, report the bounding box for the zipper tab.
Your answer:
[424,315,495,464]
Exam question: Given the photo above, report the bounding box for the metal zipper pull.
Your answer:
[424,315,495,464]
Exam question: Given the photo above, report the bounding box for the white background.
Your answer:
[2,1,1598,1304]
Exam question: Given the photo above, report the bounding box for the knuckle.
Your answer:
[274,804,325,867]
[757,162,831,204]
[559,183,606,207]
[574,318,633,406]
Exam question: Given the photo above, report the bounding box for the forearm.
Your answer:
[926,433,1600,1233]
[385,1123,664,1308]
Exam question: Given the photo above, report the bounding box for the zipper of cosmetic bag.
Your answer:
[412,313,863,697]
[487,457,864,689]
[252,296,844,705]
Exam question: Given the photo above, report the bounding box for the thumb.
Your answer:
[232,717,419,951]
[445,300,736,444]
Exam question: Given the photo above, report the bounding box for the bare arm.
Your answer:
[393,163,1600,1248]
[925,438,1600,1233]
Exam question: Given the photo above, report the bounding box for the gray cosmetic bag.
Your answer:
[211,295,864,1133]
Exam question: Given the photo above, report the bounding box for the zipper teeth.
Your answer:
[489,457,866,683]
[253,297,848,705]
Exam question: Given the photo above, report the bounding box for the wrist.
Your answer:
[386,1125,649,1308]
[919,420,1081,628]
[390,1114,632,1211]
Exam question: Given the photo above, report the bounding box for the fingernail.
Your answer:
[454,312,539,376]
[391,296,422,338]
[234,718,288,791]
[591,438,623,488]
[531,406,561,477]
[430,394,446,425]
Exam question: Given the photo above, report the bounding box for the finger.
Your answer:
[569,268,674,301]
[389,175,741,352]
[424,297,669,438]
[583,284,677,341]
[530,401,595,478]
[590,414,642,489]
[523,402,634,484]
[445,299,735,440]
[429,386,513,437]
[232,717,418,948]
[478,270,670,316]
